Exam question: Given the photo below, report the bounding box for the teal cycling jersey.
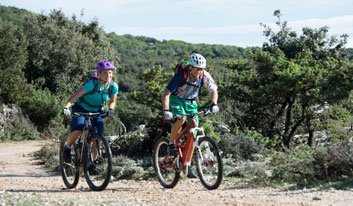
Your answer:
[76,79,119,112]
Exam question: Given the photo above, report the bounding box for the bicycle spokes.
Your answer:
[60,140,80,189]
[196,136,223,190]
[153,138,180,188]
[63,162,77,177]
[84,136,112,191]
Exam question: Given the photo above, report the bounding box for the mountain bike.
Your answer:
[153,110,223,190]
[59,112,112,191]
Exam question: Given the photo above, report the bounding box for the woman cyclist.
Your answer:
[62,60,118,171]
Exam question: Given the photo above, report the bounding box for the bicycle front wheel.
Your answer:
[83,134,112,191]
[59,134,80,189]
[195,136,223,190]
[153,137,180,188]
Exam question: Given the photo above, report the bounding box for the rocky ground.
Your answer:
[0,140,353,206]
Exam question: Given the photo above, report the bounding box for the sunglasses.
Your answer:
[194,67,203,71]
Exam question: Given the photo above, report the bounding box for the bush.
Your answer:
[202,121,221,143]
[108,124,148,157]
[111,155,154,180]
[270,145,316,183]
[313,141,353,180]
[34,141,60,172]
[0,125,38,142]
[117,101,153,132]
[0,104,39,142]
[269,141,353,184]
[20,88,61,130]
[219,132,267,160]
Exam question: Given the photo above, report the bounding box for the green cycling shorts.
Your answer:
[170,95,199,125]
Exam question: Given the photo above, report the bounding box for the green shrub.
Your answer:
[117,101,153,132]
[269,141,353,184]
[0,104,39,142]
[20,88,61,130]
[111,155,154,180]
[0,125,38,142]
[108,124,148,157]
[270,145,316,183]
[202,121,221,142]
[313,141,353,180]
[219,133,267,160]
[34,141,60,172]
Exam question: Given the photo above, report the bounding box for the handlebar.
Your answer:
[72,111,108,118]
[184,110,212,117]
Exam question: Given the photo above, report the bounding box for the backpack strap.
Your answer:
[107,80,114,96]
[87,78,99,95]
[79,78,108,108]
[176,69,204,99]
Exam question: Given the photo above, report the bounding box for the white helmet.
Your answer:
[189,53,206,69]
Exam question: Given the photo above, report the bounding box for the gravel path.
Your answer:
[0,140,353,205]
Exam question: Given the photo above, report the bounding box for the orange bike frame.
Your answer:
[175,117,198,168]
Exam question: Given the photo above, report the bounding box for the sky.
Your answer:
[2,0,353,48]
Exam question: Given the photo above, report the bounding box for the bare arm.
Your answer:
[64,89,86,108]
[210,89,218,105]
[162,89,171,110]
[108,94,117,110]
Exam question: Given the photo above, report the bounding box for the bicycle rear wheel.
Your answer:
[84,134,112,191]
[59,135,80,189]
[195,136,223,190]
[153,137,180,188]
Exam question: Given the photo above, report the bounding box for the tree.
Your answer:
[223,10,353,148]
[0,17,29,104]
[24,10,118,99]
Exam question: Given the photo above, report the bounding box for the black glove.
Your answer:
[108,109,114,118]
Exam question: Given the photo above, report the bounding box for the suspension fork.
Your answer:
[87,127,99,161]
[193,128,207,162]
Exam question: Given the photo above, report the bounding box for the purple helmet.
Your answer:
[96,60,115,71]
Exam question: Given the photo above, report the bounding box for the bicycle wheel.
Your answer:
[83,134,112,191]
[59,136,80,189]
[153,137,180,188]
[195,136,223,190]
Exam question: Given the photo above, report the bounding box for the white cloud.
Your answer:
[289,15,353,34]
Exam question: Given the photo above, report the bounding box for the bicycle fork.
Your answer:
[193,128,211,166]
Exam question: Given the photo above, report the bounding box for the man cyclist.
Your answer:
[161,53,219,175]
[62,60,118,173]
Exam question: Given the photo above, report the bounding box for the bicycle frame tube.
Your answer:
[79,129,88,164]
[78,116,94,164]
[176,118,201,167]
[72,112,106,165]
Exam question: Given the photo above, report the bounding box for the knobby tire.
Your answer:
[83,134,112,191]
[195,136,223,190]
[153,137,180,188]
[59,135,80,189]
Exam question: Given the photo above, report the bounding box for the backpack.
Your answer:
[79,70,114,108]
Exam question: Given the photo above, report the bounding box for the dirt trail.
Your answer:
[0,140,353,206]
